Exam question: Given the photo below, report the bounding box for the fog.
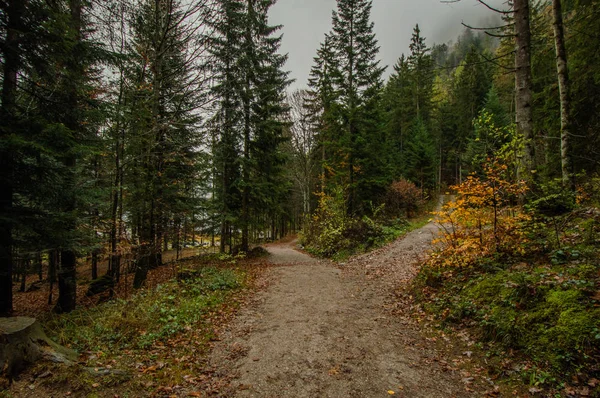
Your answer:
[269,0,508,90]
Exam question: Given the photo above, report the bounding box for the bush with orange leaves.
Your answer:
[384,179,424,218]
[429,159,530,268]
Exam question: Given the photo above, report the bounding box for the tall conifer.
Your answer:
[329,0,385,214]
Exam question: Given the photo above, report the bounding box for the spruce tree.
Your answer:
[126,0,205,287]
[405,117,436,193]
[329,0,385,214]
[384,54,413,177]
[307,35,340,193]
[0,0,26,316]
[209,0,290,252]
[244,0,291,250]
[407,24,434,121]
[209,0,244,253]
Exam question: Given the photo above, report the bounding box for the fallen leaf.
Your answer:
[142,365,157,373]
[387,391,395,395]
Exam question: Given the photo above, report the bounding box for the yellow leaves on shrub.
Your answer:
[430,159,530,268]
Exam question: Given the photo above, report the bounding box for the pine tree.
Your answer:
[405,117,436,193]
[208,0,245,253]
[307,34,340,193]
[0,0,26,316]
[407,24,434,121]
[244,0,291,250]
[329,0,386,214]
[384,54,413,177]
[126,0,205,287]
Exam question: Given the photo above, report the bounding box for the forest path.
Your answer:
[207,217,477,397]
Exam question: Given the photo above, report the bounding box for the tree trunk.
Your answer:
[514,0,536,179]
[0,317,76,380]
[48,251,57,305]
[55,0,83,314]
[0,0,24,317]
[134,197,154,289]
[36,252,42,281]
[552,0,575,190]
[19,260,26,293]
[241,0,254,253]
[91,250,98,280]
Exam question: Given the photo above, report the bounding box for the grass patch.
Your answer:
[45,266,244,352]
[31,262,249,396]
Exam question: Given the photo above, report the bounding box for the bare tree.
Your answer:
[287,90,318,218]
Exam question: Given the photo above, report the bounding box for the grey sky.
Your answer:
[269,0,507,90]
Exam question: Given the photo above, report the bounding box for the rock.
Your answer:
[86,274,115,296]
[0,317,77,379]
[26,281,43,292]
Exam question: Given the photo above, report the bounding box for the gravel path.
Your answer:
[208,218,476,397]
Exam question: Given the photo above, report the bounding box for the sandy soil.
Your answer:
[206,220,478,397]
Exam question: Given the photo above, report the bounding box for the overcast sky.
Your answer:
[269,0,507,90]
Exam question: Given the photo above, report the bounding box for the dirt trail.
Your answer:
[208,219,476,397]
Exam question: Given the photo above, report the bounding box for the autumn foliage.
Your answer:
[429,160,529,268]
[384,179,424,218]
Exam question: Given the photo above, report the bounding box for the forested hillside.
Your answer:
[1,0,600,394]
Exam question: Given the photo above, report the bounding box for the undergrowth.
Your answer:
[413,167,600,396]
[29,263,248,396]
[300,183,431,260]
[45,266,244,352]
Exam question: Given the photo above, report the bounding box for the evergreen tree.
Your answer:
[405,117,436,193]
[407,24,434,121]
[208,0,245,253]
[328,0,386,214]
[0,0,25,316]
[126,0,204,287]
[0,0,104,313]
[307,34,341,193]
[452,47,492,170]
[383,54,413,177]
[209,0,290,252]
[239,0,291,251]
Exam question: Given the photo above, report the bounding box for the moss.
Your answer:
[421,262,600,374]
[466,273,506,302]
[414,200,600,391]
[545,289,581,310]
